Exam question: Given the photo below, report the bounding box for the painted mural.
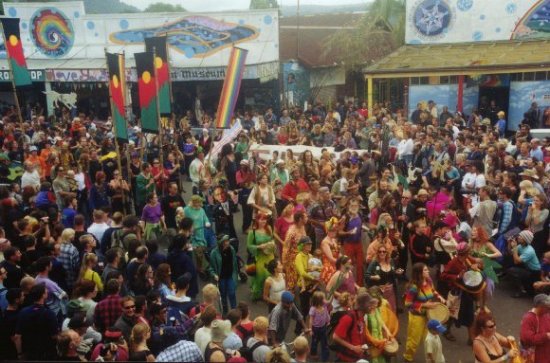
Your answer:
[110,16,258,58]
[408,84,478,118]
[406,0,550,44]
[0,2,279,68]
[509,81,550,130]
[30,8,75,58]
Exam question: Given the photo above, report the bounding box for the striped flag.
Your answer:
[210,119,243,158]
[215,47,248,129]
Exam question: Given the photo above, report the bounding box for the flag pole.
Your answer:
[0,22,25,127]
[152,46,166,197]
[104,48,127,215]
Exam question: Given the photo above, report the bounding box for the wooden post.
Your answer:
[457,75,464,114]
[367,75,373,116]
[104,48,127,215]
[152,46,165,197]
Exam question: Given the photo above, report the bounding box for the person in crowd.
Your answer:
[403,263,445,362]
[141,193,166,241]
[339,198,365,286]
[263,258,286,312]
[115,296,138,341]
[282,211,308,291]
[248,212,276,300]
[366,244,403,312]
[268,291,310,346]
[520,294,550,363]
[78,252,104,294]
[425,319,447,363]
[129,323,155,362]
[473,312,519,363]
[194,304,217,355]
[14,283,59,360]
[209,235,238,314]
[506,230,541,297]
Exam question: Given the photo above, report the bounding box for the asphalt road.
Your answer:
[177,181,533,362]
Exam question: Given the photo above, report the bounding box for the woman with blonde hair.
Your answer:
[78,252,103,294]
[526,192,550,258]
[266,347,291,363]
[129,323,155,362]
[274,203,294,257]
[319,217,341,284]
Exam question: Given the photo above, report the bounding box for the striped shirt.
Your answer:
[405,281,441,314]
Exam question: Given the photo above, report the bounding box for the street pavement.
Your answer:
[177,181,533,362]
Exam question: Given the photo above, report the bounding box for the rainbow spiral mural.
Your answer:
[30,8,74,58]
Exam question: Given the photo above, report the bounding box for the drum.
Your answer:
[427,303,450,323]
[461,270,486,294]
[383,339,399,356]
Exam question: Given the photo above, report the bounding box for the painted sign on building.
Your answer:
[406,0,550,44]
[1,1,279,68]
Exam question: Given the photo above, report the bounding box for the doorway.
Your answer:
[478,86,510,121]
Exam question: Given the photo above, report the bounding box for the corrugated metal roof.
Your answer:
[363,39,550,77]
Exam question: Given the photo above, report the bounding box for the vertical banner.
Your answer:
[215,47,248,129]
[106,52,128,143]
[0,18,32,86]
[135,52,159,134]
[145,35,172,116]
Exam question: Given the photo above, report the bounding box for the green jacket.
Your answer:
[208,245,239,282]
[136,173,154,206]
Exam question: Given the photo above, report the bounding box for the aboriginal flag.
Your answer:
[106,52,128,143]
[0,18,32,86]
[135,51,159,134]
[145,36,171,116]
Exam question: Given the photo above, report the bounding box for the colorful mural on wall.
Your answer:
[30,7,75,58]
[406,0,550,44]
[408,84,478,118]
[0,2,279,68]
[509,81,550,130]
[110,16,258,58]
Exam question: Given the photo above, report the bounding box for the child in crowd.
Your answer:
[308,248,323,281]
[425,319,446,363]
[307,291,330,361]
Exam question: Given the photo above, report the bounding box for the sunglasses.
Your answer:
[123,305,136,310]
[378,251,387,254]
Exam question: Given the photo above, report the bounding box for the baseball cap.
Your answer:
[281,291,294,304]
[427,319,447,333]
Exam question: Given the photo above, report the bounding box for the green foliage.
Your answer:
[322,0,405,70]
[249,0,278,10]
[144,2,186,12]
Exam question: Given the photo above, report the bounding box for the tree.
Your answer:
[322,0,405,70]
[144,2,186,12]
[249,0,278,10]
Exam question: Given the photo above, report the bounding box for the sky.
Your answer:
[124,0,369,12]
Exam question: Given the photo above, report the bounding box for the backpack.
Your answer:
[501,200,522,232]
[239,338,267,362]
[328,310,356,352]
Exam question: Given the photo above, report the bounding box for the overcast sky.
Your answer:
[124,0,369,12]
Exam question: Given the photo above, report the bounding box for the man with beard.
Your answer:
[162,182,186,232]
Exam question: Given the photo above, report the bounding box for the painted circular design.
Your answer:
[21,22,28,30]
[9,35,18,46]
[472,31,483,41]
[8,7,17,17]
[142,71,151,84]
[413,0,452,37]
[154,56,163,69]
[74,11,80,18]
[87,21,95,30]
[263,15,273,25]
[120,19,129,30]
[505,3,517,14]
[457,0,473,12]
[30,8,75,58]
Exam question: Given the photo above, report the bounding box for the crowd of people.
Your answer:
[0,98,550,363]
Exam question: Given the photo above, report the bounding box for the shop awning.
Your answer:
[0,58,136,71]
[363,39,550,79]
